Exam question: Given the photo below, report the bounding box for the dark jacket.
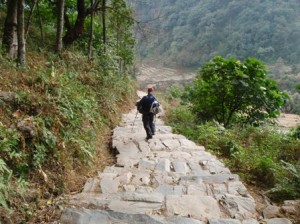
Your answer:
[137,93,156,114]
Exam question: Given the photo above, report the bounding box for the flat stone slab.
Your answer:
[139,158,156,170]
[108,200,162,214]
[131,170,151,186]
[265,218,293,224]
[115,172,133,185]
[61,208,208,224]
[166,195,221,221]
[67,192,122,208]
[179,138,196,147]
[220,194,256,219]
[82,178,100,193]
[155,159,171,172]
[154,184,174,196]
[153,172,176,185]
[138,141,151,154]
[209,219,241,224]
[172,161,190,173]
[242,219,259,224]
[155,126,173,134]
[60,208,164,224]
[227,181,249,197]
[162,139,181,150]
[103,166,125,175]
[166,216,205,224]
[100,178,120,194]
[122,192,164,203]
[180,174,239,184]
[170,151,192,160]
[187,183,210,196]
[149,139,167,151]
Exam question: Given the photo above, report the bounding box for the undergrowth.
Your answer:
[164,89,300,202]
[0,52,135,223]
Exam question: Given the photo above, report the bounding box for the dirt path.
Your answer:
[277,113,300,130]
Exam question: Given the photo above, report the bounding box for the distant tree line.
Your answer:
[132,0,300,68]
[130,0,300,114]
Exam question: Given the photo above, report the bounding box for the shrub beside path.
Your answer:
[59,92,292,224]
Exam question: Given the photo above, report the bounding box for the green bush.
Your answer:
[290,125,300,139]
[0,159,27,213]
[268,161,300,200]
[166,105,198,139]
[186,56,288,127]
[165,102,300,200]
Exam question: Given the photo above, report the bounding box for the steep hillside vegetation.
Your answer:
[0,52,136,223]
[0,1,136,222]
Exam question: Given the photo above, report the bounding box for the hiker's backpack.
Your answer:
[136,95,161,114]
[150,100,161,115]
[136,100,143,113]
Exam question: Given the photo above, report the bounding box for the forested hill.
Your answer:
[130,0,300,69]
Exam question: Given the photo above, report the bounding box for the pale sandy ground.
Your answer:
[277,113,300,129]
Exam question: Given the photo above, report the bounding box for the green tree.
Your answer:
[187,56,288,127]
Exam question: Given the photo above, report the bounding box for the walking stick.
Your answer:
[131,110,139,132]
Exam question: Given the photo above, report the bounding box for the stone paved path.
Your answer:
[59,92,292,224]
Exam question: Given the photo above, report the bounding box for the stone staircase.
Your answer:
[59,92,292,224]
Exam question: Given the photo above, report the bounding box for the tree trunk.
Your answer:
[17,0,26,66]
[63,0,86,46]
[2,0,18,59]
[56,0,65,54]
[25,0,37,39]
[102,0,106,53]
[36,0,44,42]
[88,0,94,60]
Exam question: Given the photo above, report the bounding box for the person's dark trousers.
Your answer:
[142,113,155,139]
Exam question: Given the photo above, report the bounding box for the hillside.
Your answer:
[130,0,300,113]
[0,1,136,222]
[131,0,300,68]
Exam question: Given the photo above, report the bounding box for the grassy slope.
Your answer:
[0,52,136,223]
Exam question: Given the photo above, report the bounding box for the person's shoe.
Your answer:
[146,136,152,140]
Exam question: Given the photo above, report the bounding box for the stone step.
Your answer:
[60,208,162,224]
[60,208,208,224]
[60,207,293,224]
[59,92,292,223]
[166,195,221,221]
[179,174,239,184]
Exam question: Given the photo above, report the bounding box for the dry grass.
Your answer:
[0,52,136,223]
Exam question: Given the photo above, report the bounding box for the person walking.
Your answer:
[137,87,158,140]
